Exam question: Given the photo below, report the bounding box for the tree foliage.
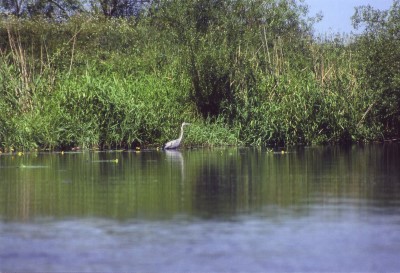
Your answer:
[0,0,84,18]
[352,0,400,137]
[0,0,151,18]
[151,0,313,118]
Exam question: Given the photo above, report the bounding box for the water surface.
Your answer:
[1,145,400,272]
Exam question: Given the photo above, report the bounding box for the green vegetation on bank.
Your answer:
[0,0,399,151]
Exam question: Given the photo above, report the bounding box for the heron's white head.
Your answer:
[182,122,191,126]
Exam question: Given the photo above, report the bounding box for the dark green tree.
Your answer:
[352,0,400,137]
[151,0,312,118]
[0,0,84,18]
[89,0,150,17]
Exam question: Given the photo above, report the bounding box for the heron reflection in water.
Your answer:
[165,149,185,204]
[163,122,190,149]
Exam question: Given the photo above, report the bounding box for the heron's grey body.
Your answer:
[163,122,190,149]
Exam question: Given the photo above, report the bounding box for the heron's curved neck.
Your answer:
[178,124,185,141]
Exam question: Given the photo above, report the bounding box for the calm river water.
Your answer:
[1,144,400,272]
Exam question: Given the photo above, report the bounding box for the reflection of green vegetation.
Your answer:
[1,146,398,221]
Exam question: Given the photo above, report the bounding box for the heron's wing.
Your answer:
[163,141,171,149]
[164,139,179,149]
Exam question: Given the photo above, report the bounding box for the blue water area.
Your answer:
[1,145,400,272]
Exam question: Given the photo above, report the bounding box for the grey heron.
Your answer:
[163,122,190,149]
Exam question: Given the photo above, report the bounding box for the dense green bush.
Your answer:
[352,0,400,138]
